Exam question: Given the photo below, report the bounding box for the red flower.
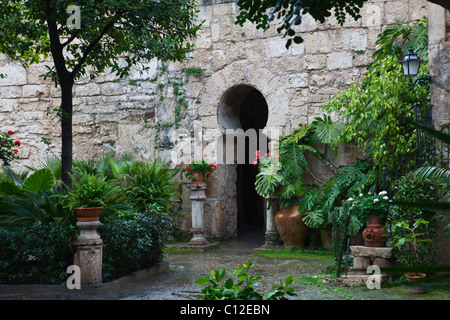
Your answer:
[207,172,211,175]
[13,149,18,153]
[7,130,14,135]
[14,140,21,146]
[185,166,191,170]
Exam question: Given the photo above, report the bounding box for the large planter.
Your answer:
[191,172,206,184]
[362,214,386,247]
[275,204,309,249]
[406,272,427,294]
[75,207,104,222]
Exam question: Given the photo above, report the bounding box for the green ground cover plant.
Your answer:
[195,258,297,300]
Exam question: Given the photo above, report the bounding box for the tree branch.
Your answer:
[62,30,81,47]
[71,10,123,77]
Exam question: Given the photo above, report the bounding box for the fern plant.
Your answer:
[302,159,377,230]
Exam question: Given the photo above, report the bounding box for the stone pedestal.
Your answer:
[260,198,281,250]
[187,183,209,247]
[342,246,394,287]
[73,221,103,285]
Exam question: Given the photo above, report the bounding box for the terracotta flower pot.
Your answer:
[275,204,309,249]
[406,272,427,294]
[75,207,104,222]
[362,214,386,247]
[191,172,206,184]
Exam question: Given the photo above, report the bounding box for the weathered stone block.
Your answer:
[350,246,393,259]
[327,52,353,70]
[353,256,371,270]
[373,257,394,269]
[342,274,388,287]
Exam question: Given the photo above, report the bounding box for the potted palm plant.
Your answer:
[254,124,321,248]
[65,172,124,222]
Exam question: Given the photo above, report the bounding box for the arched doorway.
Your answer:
[218,85,269,243]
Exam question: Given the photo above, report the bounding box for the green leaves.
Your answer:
[22,169,55,193]
[236,0,365,48]
[321,54,429,170]
[373,17,428,62]
[195,258,297,300]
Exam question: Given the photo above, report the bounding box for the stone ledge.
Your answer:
[342,274,388,287]
[350,246,393,259]
[0,261,169,299]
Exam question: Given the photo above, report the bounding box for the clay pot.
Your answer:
[406,273,427,294]
[275,204,309,248]
[362,214,386,247]
[191,172,206,184]
[75,207,104,222]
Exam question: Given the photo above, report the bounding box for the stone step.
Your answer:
[350,246,393,259]
[342,274,388,287]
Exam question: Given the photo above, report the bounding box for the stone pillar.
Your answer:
[188,183,209,246]
[73,221,103,285]
[260,198,280,249]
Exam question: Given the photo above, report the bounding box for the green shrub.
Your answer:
[120,159,180,213]
[387,176,440,266]
[99,207,176,282]
[0,219,78,284]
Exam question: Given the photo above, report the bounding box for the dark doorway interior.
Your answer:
[236,88,268,244]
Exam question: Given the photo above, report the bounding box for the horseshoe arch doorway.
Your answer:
[218,85,269,244]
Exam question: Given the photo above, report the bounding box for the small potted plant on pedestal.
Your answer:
[182,157,217,184]
[65,172,124,222]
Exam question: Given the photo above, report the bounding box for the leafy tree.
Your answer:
[321,55,430,171]
[0,0,201,189]
[236,0,449,48]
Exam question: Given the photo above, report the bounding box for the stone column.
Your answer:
[187,183,209,246]
[261,198,280,249]
[73,221,103,285]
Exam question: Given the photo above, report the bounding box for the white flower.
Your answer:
[373,198,379,203]
[359,193,363,197]
[383,196,389,200]
[379,191,387,196]
[348,197,354,201]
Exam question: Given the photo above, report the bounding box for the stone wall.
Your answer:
[429,3,450,264]
[0,0,431,241]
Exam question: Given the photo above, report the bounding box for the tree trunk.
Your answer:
[46,5,75,191]
[60,78,74,190]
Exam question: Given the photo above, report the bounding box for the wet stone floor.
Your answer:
[1,236,449,301]
[118,238,449,301]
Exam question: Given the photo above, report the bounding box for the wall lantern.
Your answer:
[398,47,431,87]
